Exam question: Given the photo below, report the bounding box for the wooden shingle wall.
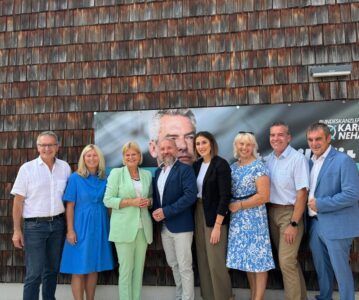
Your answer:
[1,0,358,288]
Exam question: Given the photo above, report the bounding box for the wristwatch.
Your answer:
[289,220,298,227]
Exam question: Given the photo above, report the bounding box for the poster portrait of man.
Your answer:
[95,101,359,170]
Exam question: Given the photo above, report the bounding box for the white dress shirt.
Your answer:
[308,145,332,216]
[157,163,173,205]
[11,156,71,218]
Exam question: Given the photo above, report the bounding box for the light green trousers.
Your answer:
[115,229,148,300]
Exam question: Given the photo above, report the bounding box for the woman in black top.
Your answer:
[193,131,233,300]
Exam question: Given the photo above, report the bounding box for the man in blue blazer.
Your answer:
[307,122,359,300]
[152,138,197,300]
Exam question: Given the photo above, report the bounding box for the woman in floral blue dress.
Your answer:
[226,132,274,300]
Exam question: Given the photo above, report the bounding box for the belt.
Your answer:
[24,213,64,222]
[309,215,318,220]
[268,203,294,209]
[232,193,256,200]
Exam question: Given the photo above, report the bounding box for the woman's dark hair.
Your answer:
[194,131,218,160]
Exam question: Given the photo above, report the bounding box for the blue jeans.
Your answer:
[23,216,65,300]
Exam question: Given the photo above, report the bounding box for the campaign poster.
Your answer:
[94,100,359,170]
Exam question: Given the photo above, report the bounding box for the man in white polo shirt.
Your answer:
[265,122,309,300]
[11,131,71,300]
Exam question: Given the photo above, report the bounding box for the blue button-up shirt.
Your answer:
[265,145,309,205]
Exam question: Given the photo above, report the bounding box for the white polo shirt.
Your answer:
[11,156,71,218]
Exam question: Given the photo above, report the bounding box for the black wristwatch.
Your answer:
[289,220,298,227]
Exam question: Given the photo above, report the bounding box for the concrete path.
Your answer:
[0,283,352,300]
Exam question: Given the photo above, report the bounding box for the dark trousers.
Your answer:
[23,216,65,300]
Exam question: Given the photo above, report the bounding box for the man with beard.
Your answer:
[152,138,197,300]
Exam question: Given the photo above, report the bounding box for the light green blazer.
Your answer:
[103,166,153,244]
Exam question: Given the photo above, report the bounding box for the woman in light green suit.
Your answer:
[104,142,153,300]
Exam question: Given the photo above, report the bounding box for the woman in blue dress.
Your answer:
[60,144,114,300]
[226,132,274,300]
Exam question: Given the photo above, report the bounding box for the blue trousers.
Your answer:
[309,218,354,300]
[23,217,65,300]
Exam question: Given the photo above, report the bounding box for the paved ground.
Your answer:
[0,284,352,300]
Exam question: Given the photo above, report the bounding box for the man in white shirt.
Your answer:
[11,131,71,300]
[307,122,359,300]
[265,122,309,300]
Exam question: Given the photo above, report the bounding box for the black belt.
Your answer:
[309,215,318,220]
[24,213,64,222]
[232,193,256,200]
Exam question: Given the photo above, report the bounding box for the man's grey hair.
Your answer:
[306,122,331,137]
[37,131,59,144]
[148,109,197,142]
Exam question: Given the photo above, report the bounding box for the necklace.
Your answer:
[128,167,140,181]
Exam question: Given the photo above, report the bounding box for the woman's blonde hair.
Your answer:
[233,132,258,159]
[77,144,106,179]
[122,141,143,165]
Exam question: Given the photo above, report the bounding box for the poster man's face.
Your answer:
[149,115,195,165]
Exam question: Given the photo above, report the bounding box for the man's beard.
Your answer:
[159,155,176,167]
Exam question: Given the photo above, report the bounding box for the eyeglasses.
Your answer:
[37,144,57,148]
[238,131,254,135]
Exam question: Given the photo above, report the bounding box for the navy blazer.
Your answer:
[193,156,231,227]
[153,160,197,233]
[310,147,359,239]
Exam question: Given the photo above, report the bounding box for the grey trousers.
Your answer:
[161,226,194,300]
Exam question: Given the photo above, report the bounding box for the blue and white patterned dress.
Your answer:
[226,159,275,272]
